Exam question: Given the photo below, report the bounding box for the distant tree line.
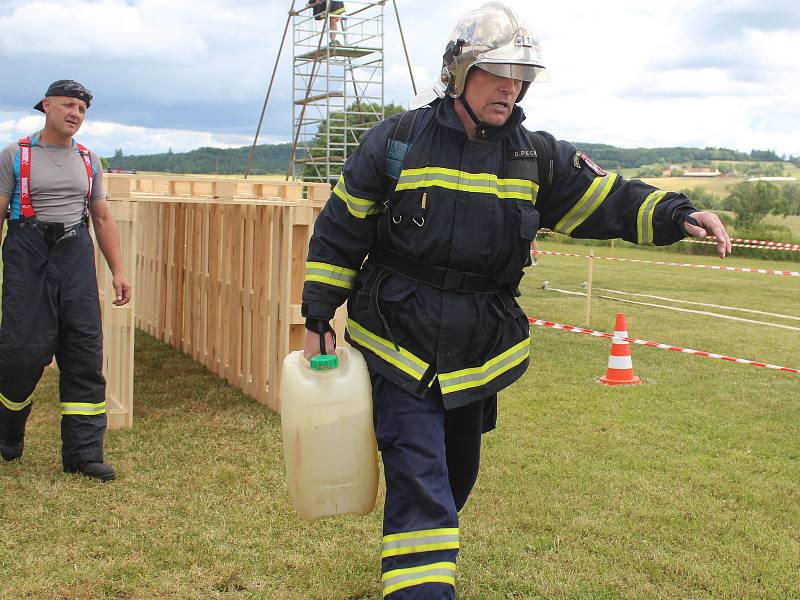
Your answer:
[106,144,294,175]
[578,144,783,170]
[104,121,787,177]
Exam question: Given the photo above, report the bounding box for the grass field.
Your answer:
[1,240,798,599]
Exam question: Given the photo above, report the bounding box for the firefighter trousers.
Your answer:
[372,371,496,599]
[0,221,106,465]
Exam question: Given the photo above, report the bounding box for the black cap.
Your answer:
[34,80,93,113]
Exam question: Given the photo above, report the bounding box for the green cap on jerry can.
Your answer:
[310,354,339,370]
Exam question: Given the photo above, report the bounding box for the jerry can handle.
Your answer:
[310,322,339,371]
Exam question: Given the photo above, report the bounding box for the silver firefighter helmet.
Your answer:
[440,2,546,103]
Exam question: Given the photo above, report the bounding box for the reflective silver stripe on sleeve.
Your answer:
[332,175,384,218]
[304,262,358,289]
[637,190,669,245]
[554,171,618,235]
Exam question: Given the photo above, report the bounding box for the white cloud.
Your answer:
[0,112,284,156]
[0,0,207,62]
[1,0,797,156]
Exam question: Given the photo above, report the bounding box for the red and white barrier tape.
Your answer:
[682,238,800,252]
[725,236,800,250]
[528,318,800,374]
[539,228,800,251]
[532,250,800,277]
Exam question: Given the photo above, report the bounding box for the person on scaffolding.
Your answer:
[308,0,346,46]
[301,2,731,597]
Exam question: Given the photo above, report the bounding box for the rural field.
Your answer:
[1,238,798,599]
[623,161,800,199]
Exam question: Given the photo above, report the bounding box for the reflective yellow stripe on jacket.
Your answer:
[305,261,358,290]
[396,167,538,202]
[61,402,106,416]
[333,175,384,219]
[382,527,459,559]
[554,171,618,235]
[347,319,430,381]
[637,190,669,244]
[0,392,32,412]
[438,337,530,395]
[382,561,456,598]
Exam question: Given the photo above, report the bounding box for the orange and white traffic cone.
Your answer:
[599,312,641,385]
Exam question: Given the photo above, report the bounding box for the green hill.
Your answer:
[105,140,783,176]
[106,144,292,176]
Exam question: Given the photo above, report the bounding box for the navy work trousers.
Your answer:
[0,221,106,465]
[372,371,496,599]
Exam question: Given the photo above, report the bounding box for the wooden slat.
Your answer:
[100,173,342,422]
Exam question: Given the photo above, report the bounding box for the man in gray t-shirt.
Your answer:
[0,80,131,482]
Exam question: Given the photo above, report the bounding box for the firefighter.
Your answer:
[0,80,131,481]
[301,3,730,597]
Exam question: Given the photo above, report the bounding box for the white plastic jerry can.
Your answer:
[280,346,378,521]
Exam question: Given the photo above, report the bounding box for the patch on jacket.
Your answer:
[508,148,537,161]
[573,151,607,176]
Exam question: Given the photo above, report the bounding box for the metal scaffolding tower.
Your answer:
[244,1,415,180]
[289,1,385,183]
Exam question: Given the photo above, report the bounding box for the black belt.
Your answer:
[376,249,507,293]
[8,218,86,243]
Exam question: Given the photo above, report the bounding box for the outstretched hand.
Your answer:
[684,211,732,258]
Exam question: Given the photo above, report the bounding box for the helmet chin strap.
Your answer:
[458,95,495,140]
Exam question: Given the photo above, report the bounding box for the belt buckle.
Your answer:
[441,269,464,291]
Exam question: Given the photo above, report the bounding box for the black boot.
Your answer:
[0,437,23,461]
[64,462,116,481]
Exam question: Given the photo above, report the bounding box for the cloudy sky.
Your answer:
[1,0,797,158]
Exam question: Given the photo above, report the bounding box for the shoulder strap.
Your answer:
[18,137,34,218]
[528,131,554,203]
[385,108,431,182]
[76,143,94,211]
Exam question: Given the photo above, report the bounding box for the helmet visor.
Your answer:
[477,62,547,83]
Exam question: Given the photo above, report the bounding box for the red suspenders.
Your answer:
[18,136,34,218]
[76,143,94,213]
[17,136,94,219]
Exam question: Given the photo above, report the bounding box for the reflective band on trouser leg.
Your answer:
[373,373,458,600]
[553,172,618,235]
[0,392,33,412]
[396,167,537,202]
[637,190,669,245]
[382,562,456,597]
[333,175,384,218]
[61,401,106,416]
[438,337,529,395]
[304,261,357,289]
[382,528,459,559]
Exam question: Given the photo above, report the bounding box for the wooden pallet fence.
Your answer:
[107,174,339,414]
[92,187,137,430]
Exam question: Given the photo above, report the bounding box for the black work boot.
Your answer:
[64,462,116,482]
[0,437,23,461]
